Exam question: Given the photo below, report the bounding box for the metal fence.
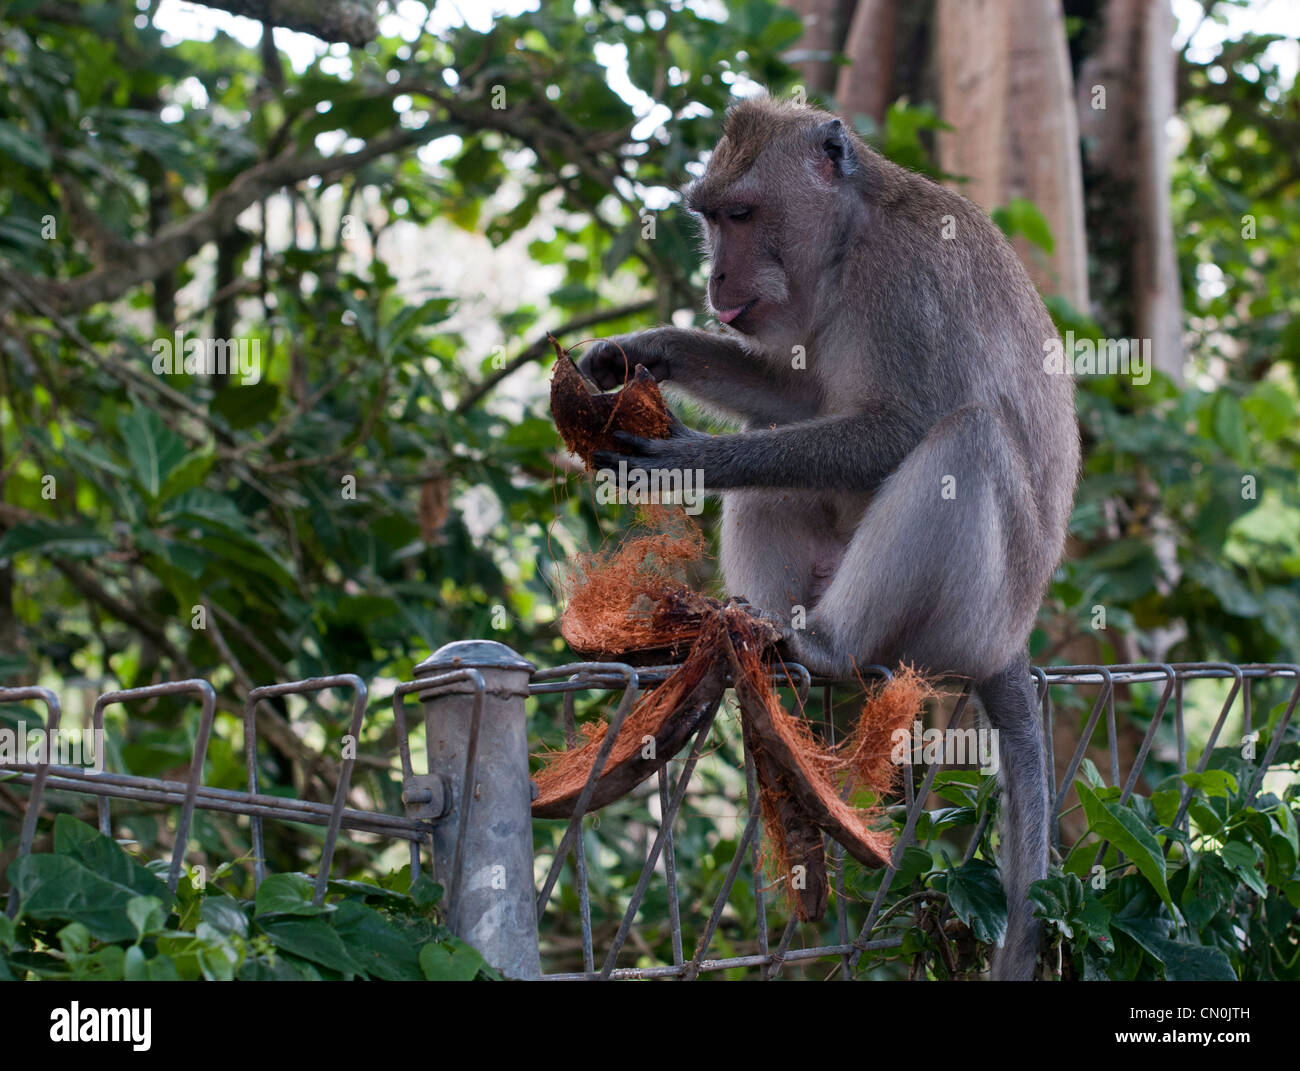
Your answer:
[2,640,1297,980]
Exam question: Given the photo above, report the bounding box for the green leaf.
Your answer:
[119,405,190,499]
[52,815,169,898]
[200,894,250,938]
[0,119,52,170]
[991,197,1054,252]
[1029,873,1113,951]
[259,917,365,976]
[1139,935,1237,981]
[1221,839,1267,897]
[1187,798,1225,838]
[378,297,456,356]
[126,896,167,940]
[891,845,934,888]
[331,901,423,980]
[1264,832,1296,886]
[158,451,214,502]
[1272,801,1299,856]
[1212,392,1250,461]
[934,858,1006,946]
[10,856,156,943]
[409,873,445,909]
[419,937,488,981]
[1076,783,1178,921]
[254,872,329,917]
[124,945,181,981]
[1180,769,1238,799]
[211,381,280,429]
[1079,757,1105,789]
[1242,381,1295,441]
[0,521,111,561]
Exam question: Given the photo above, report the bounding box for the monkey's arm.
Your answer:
[579,327,821,425]
[592,406,923,493]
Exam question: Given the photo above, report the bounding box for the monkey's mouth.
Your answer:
[716,299,758,327]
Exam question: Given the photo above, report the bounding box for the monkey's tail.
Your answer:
[975,655,1049,981]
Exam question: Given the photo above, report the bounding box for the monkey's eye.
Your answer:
[727,207,753,222]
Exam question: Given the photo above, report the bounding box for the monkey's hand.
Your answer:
[590,411,708,474]
[578,332,672,389]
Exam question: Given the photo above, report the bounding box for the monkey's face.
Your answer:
[699,202,781,336]
[686,110,857,347]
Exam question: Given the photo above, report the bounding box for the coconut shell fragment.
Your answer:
[531,618,729,819]
[549,337,670,468]
[539,422,935,921]
[746,717,830,922]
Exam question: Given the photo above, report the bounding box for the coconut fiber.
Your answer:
[540,340,931,920]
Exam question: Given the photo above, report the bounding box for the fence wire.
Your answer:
[2,659,1296,979]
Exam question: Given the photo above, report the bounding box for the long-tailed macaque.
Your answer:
[579,96,1079,980]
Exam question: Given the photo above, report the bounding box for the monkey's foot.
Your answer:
[775,631,856,681]
[723,597,793,645]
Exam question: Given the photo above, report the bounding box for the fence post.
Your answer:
[415,639,540,979]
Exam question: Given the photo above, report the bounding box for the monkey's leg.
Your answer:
[976,657,1048,981]
[780,407,1048,979]
[719,489,830,614]
[784,406,1041,681]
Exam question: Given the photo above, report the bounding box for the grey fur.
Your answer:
[580,97,1079,979]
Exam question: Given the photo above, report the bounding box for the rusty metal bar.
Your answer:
[243,674,369,903]
[91,679,216,891]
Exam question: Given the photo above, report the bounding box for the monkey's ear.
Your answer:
[815,118,858,178]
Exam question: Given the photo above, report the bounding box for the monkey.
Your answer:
[577,96,1079,981]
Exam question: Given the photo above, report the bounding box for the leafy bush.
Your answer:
[842,704,1300,980]
[1,815,496,981]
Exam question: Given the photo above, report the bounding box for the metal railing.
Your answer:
[2,642,1297,979]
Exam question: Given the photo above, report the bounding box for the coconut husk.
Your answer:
[549,337,670,469]
[532,616,729,819]
[725,613,895,873]
[558,517,711,660]
[544,350,935,920]
[745,716,830,922]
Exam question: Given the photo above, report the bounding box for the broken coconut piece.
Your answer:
[549,336,670,469]
[532,617,730,819]
[745,717,830,922]
[722,611,896,876]
[537,497,931,922]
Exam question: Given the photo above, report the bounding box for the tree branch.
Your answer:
[6,126,434,316]
[191,0,377,46]
[453,298,657,415]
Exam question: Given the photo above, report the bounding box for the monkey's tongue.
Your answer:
[717,303,751,325]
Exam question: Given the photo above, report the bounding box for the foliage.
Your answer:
[0,814,497,980]
[842,696,1300,979]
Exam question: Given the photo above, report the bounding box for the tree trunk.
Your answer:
[785,0,846,97]
[1077,0,1184,381]
[936,0,1011,212]
[834,0,899,126]
[937,0,1090,311]
[1006,0,1090,311]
